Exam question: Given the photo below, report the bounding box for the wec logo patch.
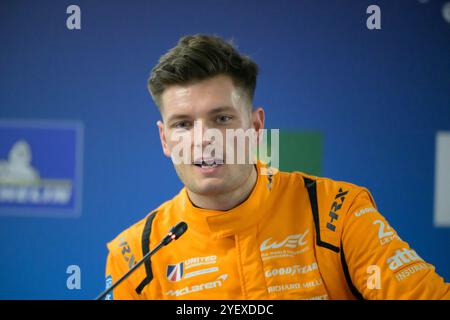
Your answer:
[260,229,309,252]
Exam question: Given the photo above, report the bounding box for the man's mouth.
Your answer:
[193,158,224,169]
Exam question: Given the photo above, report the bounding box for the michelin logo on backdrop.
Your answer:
[0,120,83,217]
[0,140,72,204]
[0,141,39,184]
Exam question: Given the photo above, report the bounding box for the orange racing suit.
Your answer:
[105,161,450,300]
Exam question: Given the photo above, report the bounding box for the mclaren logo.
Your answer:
[164,274,228,297]
[260,229,309,252]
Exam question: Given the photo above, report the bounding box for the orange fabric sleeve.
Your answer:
[341,190,450,300]
[104,241,141,300]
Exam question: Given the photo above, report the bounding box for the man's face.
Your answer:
[157,74,264,197]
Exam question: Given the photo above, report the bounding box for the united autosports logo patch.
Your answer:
[166,262,184,282]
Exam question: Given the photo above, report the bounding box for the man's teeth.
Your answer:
[201,163,218,168]
[194,161,221,168]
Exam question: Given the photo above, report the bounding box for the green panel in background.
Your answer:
[258,131,323,176]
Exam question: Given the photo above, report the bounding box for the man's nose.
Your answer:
[193,120,213,149]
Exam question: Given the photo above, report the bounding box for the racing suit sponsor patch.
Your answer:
[165,274,228,297]
[260,230,309,261]
[105,275,113,300]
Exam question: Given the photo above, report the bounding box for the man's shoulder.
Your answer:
[276,168,370,197]
[307,173,369,195]
[276,169,376,218]
[274,170,377,249]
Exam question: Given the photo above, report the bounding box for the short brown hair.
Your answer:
[148,34,259,109]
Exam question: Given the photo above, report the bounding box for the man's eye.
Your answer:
[174,121,192,129]
[216,115,233,124]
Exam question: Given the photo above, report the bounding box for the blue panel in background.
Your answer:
[0,121,83,217]
[0,0,449,299]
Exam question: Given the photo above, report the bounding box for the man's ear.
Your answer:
[252,107,265,144]
[157,120,171,158]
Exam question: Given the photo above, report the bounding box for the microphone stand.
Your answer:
[95,222,187,300]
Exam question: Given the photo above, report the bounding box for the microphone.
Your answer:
[161,221,188,245]
[95,221,188,300]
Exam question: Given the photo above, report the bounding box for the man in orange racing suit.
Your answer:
[104,34,450,300]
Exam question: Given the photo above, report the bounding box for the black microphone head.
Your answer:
[169,222,188,239]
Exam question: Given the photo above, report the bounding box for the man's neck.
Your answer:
[186,165,258,211]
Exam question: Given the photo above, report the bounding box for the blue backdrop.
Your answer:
[0,0,449,299]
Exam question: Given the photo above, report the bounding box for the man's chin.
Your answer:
[188,179,230,196]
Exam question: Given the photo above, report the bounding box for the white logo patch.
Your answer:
[260,230,309,252]
[165,274,228,297]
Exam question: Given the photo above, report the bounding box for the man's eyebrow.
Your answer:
[166,106,237,123]
[166,114,192,123]
[207,106,236,114]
